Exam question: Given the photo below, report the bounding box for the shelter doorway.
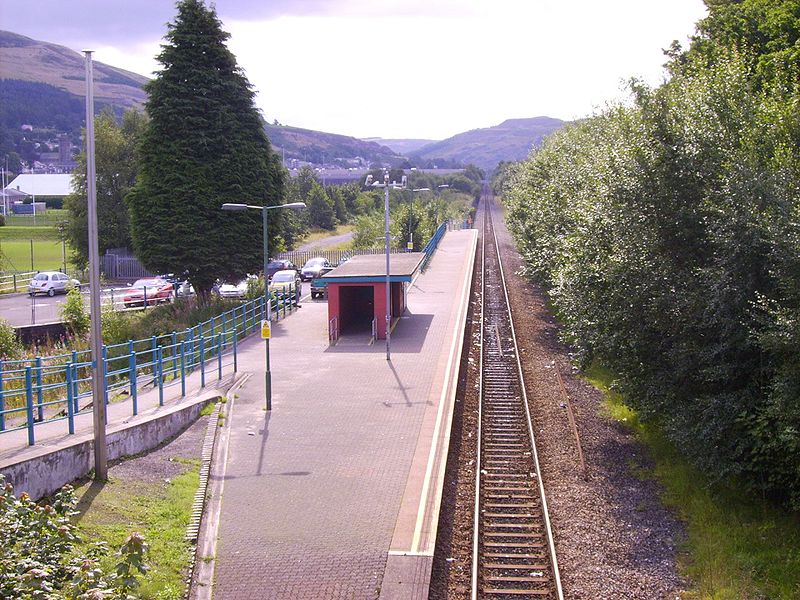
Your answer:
[339,285,374,335]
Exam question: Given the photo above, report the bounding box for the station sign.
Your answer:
[261,319,271,339]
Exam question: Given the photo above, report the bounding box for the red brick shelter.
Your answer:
[322,253,425,339]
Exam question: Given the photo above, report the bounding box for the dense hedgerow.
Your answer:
[504,47,800,507]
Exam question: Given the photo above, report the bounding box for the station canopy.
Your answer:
[322,253,425,283]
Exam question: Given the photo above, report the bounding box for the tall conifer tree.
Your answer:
[127,0,284,299]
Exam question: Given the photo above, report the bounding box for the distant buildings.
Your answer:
[2,173,73,216]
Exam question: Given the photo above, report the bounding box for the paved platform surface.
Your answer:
[211,229,476,599]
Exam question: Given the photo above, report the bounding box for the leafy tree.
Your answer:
[126,0,285,300]
[339,182,361,216]
[65,108,146,269]
[678,0,800,88]
[306,181,336,230]
[504,49,800,507]
[327,186,349,224]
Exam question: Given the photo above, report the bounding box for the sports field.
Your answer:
[0,210,69,272]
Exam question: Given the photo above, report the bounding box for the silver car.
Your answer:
[28,271,81,297]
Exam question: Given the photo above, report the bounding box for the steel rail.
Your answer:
[471,189,564,600]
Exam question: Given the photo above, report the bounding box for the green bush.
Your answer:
[0,319,22,360]
[101,307,136,346]
[244,276,264,300]
[0,476,149,599]
[60,287,90,338]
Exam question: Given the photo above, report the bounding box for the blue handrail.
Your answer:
[0,284,301,445]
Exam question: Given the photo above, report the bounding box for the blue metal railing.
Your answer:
[420,222,448,270]
[0,285,300,445]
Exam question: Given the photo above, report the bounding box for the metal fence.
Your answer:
[0,286,301,446]
[101,250,153,281]
[275,247,406,268]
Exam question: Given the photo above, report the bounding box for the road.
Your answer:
[0,292,69,327]
[1,283,317,328]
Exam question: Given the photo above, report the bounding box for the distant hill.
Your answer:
[264,123,404,168]
[0,30,148,148]
[362,137,436,155]
[0,30,148,112]
[410,117,566,172]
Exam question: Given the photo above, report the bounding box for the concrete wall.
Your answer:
[0,396,216,501]
[15,321,68,346]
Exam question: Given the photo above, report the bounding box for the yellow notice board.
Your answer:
[261,319,271,339]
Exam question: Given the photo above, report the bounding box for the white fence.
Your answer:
[0,271,36,294]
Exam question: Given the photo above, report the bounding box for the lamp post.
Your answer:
[364,172,407,360]
[84,49,107,481]
[221,201,305,410]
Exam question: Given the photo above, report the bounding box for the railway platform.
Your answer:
[206,228,477,599]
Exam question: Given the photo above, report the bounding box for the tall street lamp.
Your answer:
[365,172,406,360]
[221,201,306,410]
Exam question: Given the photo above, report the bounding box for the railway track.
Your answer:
[470,194,563,599]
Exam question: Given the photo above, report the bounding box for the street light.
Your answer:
[364,172,406,360]
[221,201,306,410]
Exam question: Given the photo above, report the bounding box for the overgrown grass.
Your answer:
[73,460,200,600]
[298,224,354,249]
[583,363,800,599]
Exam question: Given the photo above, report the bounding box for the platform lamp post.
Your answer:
[221,201,306,410]
[84,50,107,481]
[365,172,407,360]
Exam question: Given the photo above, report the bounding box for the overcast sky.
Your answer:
[0,0,708,140]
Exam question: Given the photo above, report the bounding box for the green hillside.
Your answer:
[411,117,566,172]
[0,30,148,109]
[264,123,403,167]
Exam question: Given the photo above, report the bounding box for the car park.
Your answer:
[28,271,81,297]
[269,269,302,304]
[300,257,331,281]
[122,278,174,308]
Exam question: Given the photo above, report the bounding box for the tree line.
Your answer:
[501,0,800,508]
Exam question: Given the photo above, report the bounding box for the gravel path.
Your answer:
[430,200,688,599]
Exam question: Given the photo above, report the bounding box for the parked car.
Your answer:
[266,259,297,281]
[175,280,195,297]
[300,257,331,281]
[269,269,302,305]
[28,271,81,297]
[217,278,251,299]
[123,278,174,308]
[310,266,335,299]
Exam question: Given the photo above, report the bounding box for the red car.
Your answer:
[123,278,175,308]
